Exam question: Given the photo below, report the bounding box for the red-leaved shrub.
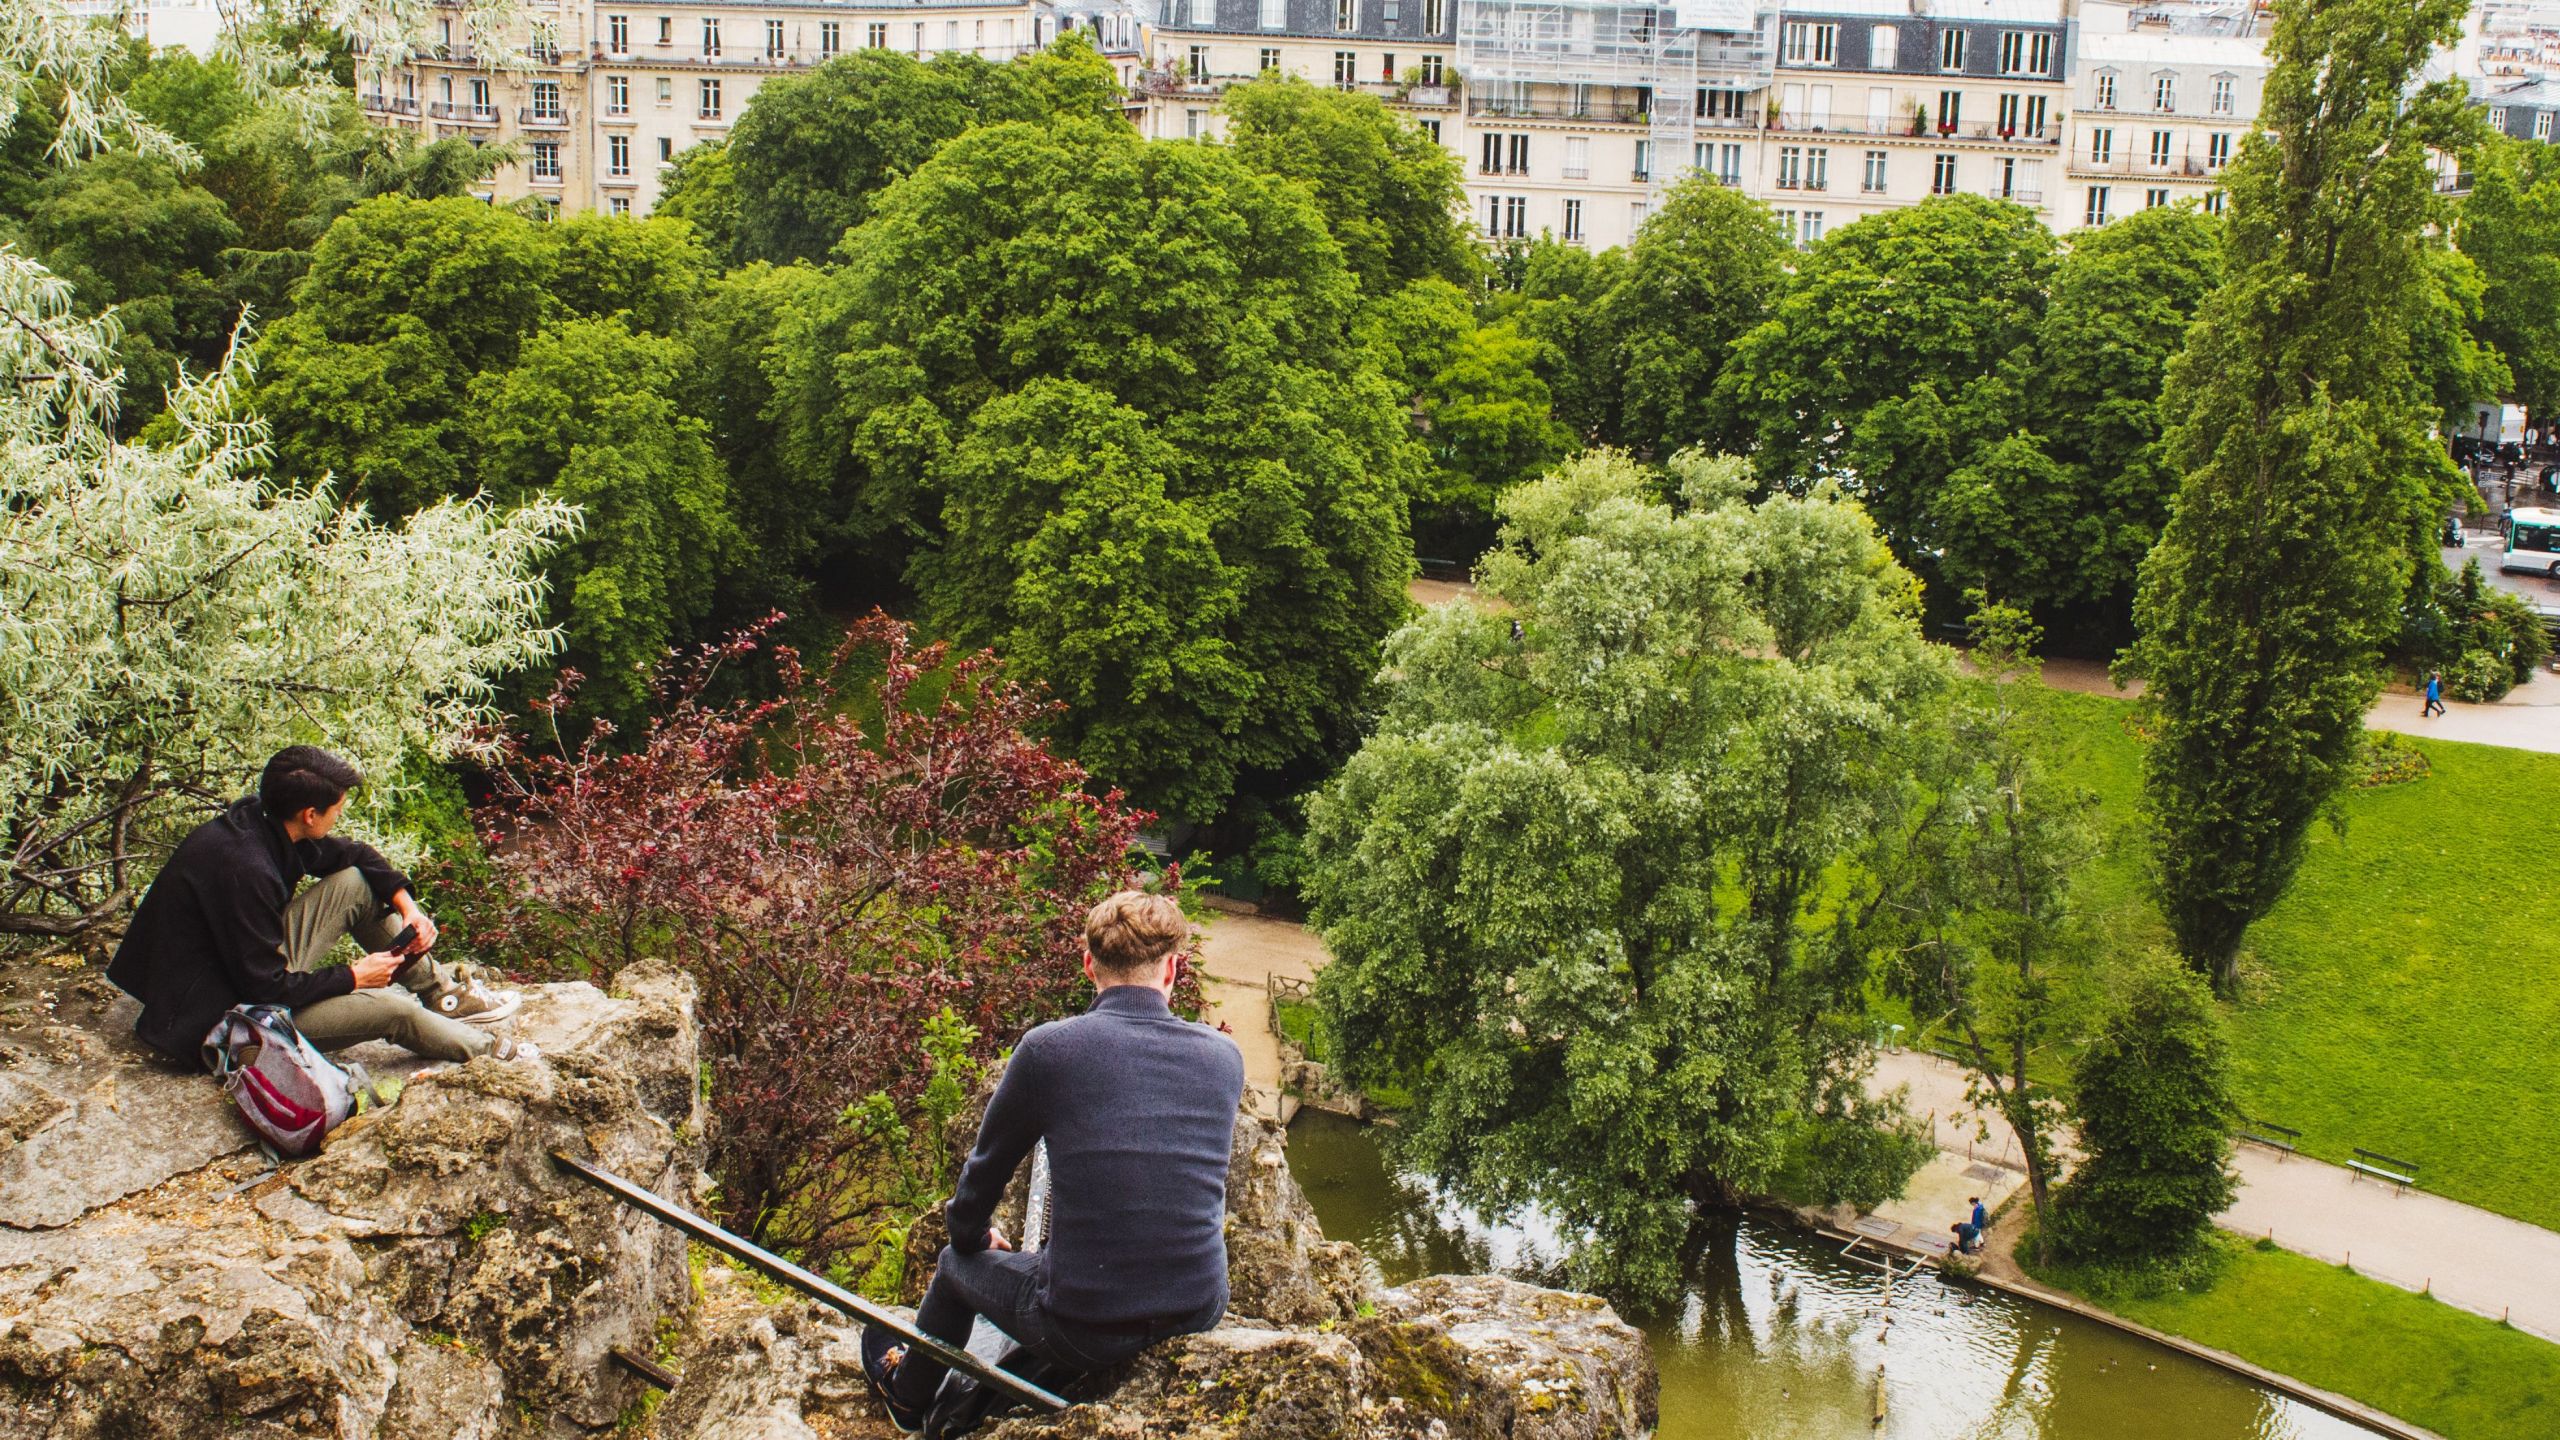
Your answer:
[465,613,1184,1264]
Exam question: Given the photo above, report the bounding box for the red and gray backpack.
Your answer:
[202,1004,379,1157]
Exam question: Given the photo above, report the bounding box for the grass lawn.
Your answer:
[2033,686,2560,1232]
[2040,1238,2560,1440]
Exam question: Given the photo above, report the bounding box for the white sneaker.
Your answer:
[490,1035,541,1063]
[422,976,522,1026]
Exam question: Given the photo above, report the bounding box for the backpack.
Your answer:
[202,1004,377,1157]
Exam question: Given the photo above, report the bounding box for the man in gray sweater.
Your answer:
[863,891,1245,1431]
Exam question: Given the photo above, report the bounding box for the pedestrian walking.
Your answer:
[2423,670,2447,718]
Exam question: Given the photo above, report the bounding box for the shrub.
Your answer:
[467,613,1191,1267]
[2048,957,2238,1265]
[2446,648,2511,703]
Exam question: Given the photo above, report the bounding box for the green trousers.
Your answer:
[282,868,493,1063]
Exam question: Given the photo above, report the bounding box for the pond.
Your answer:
[1285,1110,2381,1440]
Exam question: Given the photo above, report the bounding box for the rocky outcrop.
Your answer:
[2,960,1655,1440]
[0,958,704,1438]
[657,1077,1657,1440]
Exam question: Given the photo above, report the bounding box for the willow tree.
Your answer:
[1302,451,1942,1302]
[2127,0,2477,993]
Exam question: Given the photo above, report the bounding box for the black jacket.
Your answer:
[107,797,412,1063]
[946,986,1245,1325]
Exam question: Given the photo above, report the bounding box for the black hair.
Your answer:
[259,746,364,823]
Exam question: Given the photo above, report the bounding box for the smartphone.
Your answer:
[384,924,421,956]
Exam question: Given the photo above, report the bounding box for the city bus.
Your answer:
[2504,507,2560,579]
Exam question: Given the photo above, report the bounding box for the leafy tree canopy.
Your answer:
[725,35,1123,266]
[782,118,1420,819]
[1601,174,1791,459]
[1303,449,1944,1302]
[2048,958,2238,1266]
[1221,75,1477,295]
[2461,135,2560,424]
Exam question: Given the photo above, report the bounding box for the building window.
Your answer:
[1334,51,1356,88]
[820,21,839,54]
[655,76,673,105]
[1186,108,1205,138]
[1701,87,1744,120]
[868,21,887,48]
[2000,30,2027,74]
[1801,211,1824,246]
[1633,138,1652,181]
[1998,92,2021,134]
[1631,199,1649,230]
[2204,189,2225,215]
[2150,129,2172,166]
[1421,54,1444,83]
[2090,127,2113,165]
[1931,152,1957,194]
[1480,131,1527,174]
[1563,135,1589,179]
[658,136,673,162]
[766,20,784,57]
[656,15,671,45]
[1806,146,1828,190]
[1862,149,1887,191]
[2541,111,2556,142]
[610,195,632,217]
[1777,145,1801,187]
[532,140,561,180]
[1869,24,1896,68]
[608,133,630,176]
[608,14,628,52]
[2146,187,2170,208]
[1782,21,1837,66]
[1426,0,1444,32]
[1774,208,1795,243]
[2030,32,2053,74]
[1260,0,1284,27]
[1940,28,1967,71]
[1715,142,1742,184]
[1383,0,1400,20]
[1421,118,1440,142]
[699,78,721,118]
[607,74,629,114]
[2491,106,2510,134]
[2154,72,2177,111]
[1336,0,1357,33]
[2025,94,2047,136]
[2207,132,2230,168]
[1382,52,1396,80]
[532,79,562,118]
[2085,186,2111,225]
[702,18,720,55]
[470,77,491,117]
[2211,74,2235,114]
[1259,46,1280,72]
[1937,89,1961,130]
[1188,45,1208,78]
[2094,71,2116,110]
[1563,197,1583,241]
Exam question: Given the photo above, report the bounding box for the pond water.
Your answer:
[1286,1111,2380,1440]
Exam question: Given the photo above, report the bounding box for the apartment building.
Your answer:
[363,0,1095,215]
[2060,0,2264,229]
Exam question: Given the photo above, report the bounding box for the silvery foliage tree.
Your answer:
[1,254,576,939]
[1303,450,1945,1302]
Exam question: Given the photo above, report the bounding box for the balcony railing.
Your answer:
[612,42,1041,70]
[2069,155,2214,178]
[518,105,571,128]
[362,94,421,116]
[1772,176,1831,191]
[1770,115,2062,144]
[426,101,501,123]
[1468,96,1646,123]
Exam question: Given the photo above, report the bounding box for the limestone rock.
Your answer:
[0,959,705,1438]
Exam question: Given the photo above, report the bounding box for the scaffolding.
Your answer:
[1456,0,1775,200]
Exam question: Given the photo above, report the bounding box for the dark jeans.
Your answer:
[890,1246,1225,1408]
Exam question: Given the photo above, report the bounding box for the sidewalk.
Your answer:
[1869,1049,2560,1342]
[1191,903,1324,1122]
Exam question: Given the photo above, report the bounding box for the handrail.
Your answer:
[550,1151,1070,1412]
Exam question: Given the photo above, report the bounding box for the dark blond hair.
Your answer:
[1084,891,1187,979]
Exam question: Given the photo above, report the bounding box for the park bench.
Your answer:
[2347,1146,2421,1192]
[2237,1118,2301,1155]
[1416,555,1466,581]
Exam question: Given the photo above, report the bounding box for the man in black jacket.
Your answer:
[108,746,527,1067]
[861,891,1244,1431]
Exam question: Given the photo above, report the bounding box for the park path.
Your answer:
[1870,1049,2560,1342]
[1195,894,2560,1343]
[1409,579,2560,755]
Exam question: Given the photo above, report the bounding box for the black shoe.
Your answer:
[861,1326,927,1435]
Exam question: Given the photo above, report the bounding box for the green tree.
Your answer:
[2461,135,2560,427]
[777,119,1418,819]
[654,141,743,265]
[1503,235,1628,445]
[545,211,713,334]
[1220,74,1476,294]
[1869,599,2098,1247]
[1722,195,2055,553]
[1601,175,1790,458]
[470,318,739,723]
[1302,450,1944,1301]
[1414,320,1573,533]
[2047,958,2237,1266]
[725,38,1123,266]
[2126,0,2477,992]
[678,260,834,619]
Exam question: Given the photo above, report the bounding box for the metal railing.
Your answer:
[518,106,571,127]
[1469,95,1646,123]
[550,1151,1070,1413]
[426,101,502,122]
